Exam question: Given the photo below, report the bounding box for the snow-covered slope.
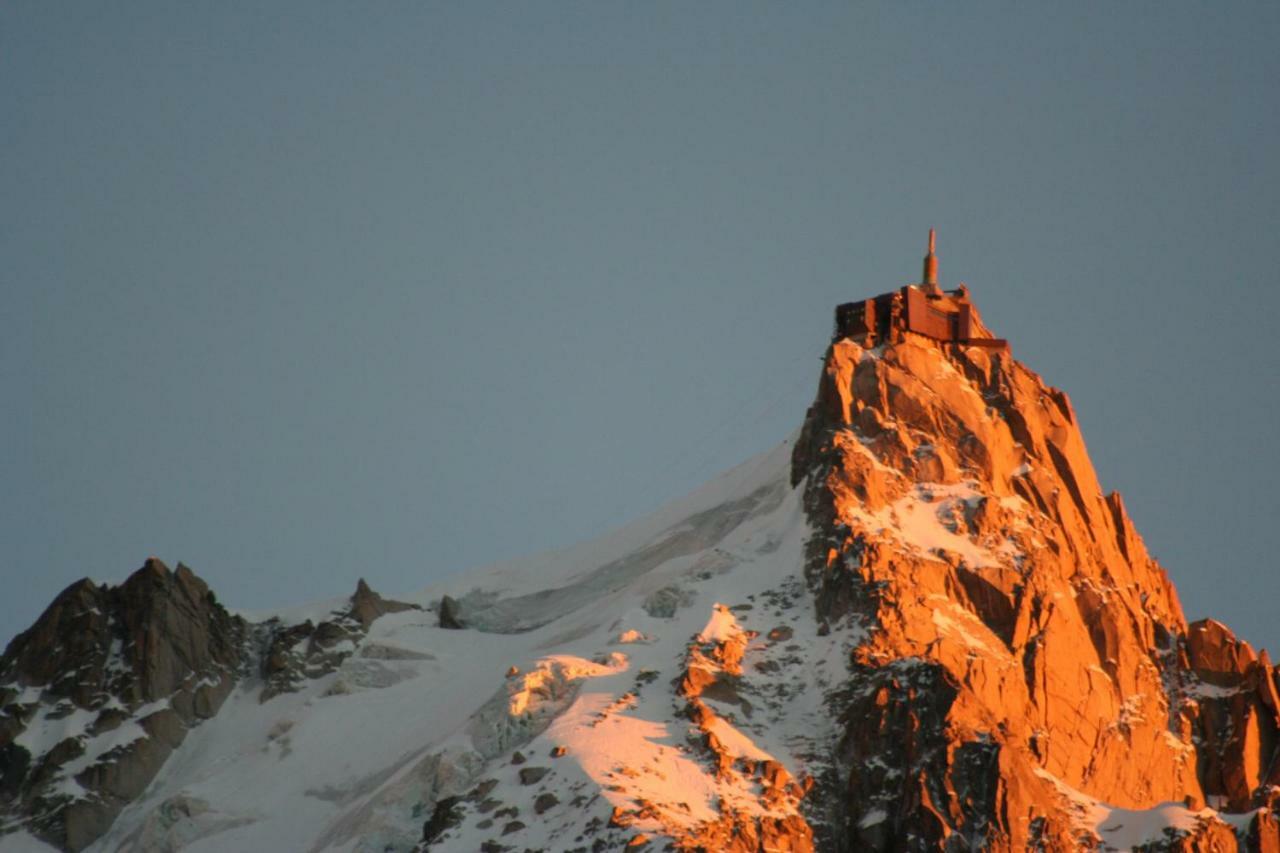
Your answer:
[4,437,847,852]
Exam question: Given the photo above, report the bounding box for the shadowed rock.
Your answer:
[0,559,246,851]
[259,579,420,702]
[349,578,417,630]
[438,595,466,630]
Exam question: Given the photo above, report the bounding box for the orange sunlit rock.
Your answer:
[792,289,1280,849]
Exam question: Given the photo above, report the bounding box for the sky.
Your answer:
[3,4,1278,651]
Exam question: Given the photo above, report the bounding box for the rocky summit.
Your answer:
[2,252,1277,851]
[791,297,1280,849]
[0,560,246,851]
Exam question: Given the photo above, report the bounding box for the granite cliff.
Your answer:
[791,287,1280,849]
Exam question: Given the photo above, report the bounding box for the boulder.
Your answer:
[439,595,466,630]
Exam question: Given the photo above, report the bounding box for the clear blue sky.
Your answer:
[3,4,1278,650]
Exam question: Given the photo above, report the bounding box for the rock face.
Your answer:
[0,566,424,851]
[0,559,246,851]
[259,578,420,701]
[790,293,1280,850]
[437,595,466,630]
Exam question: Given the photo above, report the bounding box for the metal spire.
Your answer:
[923,228,939,290]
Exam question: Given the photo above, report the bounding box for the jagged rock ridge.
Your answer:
[0,564,420,851]
[0,560,246,851]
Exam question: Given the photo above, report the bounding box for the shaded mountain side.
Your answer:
[0,561,246,851]
[790,307,1280,849]
[0,563,418,851]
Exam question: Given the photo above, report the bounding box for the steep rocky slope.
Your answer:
[0,561,246,850]
[0,564,420,851]
[791,294,1280,849]
[1,282,1277,852]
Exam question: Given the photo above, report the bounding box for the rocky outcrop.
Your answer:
[1184,619,1280,813]
[640,604,817,852]
[259,578,419,701]
[791,295,1280,850]
[438,595,466,630]
[0,566,425,850]
[0,559,246,851]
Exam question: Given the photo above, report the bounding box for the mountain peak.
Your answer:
[787,278,1279,847]
[2,253,1278,851]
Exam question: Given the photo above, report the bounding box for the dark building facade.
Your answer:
[833,230,1008,351]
